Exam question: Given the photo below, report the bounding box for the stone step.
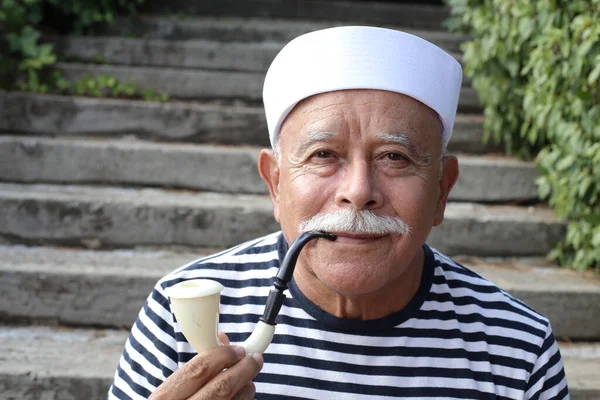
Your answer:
[0,245,197,328]
[100,16,467,53]
[454,255,600,340]
[0,91,497,153]
[0,136,538,202]
[0,183,563,255]
[0,136,265,195]
[57,36,283,73]
[0,325,122,400]
[139,0,450,30]
[55,63,481,111]
[1,245,599,339]
[0,90,271,147]
[0,326,598,399]
[56,34,462,73]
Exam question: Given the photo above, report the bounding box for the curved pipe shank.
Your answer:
[165,231,335,354]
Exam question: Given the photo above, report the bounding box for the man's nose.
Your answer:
[334,159,383,209]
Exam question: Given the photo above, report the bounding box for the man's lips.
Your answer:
[328,232,386,242]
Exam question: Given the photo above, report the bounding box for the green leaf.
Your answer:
[555,155,575,171]
[588,61,600,85]
[27,69,38,90]
[7,33,21,52]
[579,176,594,198]
[592,229,600,247]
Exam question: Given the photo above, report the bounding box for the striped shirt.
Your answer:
[109,231,569,399]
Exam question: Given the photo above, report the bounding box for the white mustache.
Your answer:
[298,209,411,236]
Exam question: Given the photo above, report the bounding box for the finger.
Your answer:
[219,331,230,345]
[151,345,246,400]
[233,382,256,400]
[194,353,263,400]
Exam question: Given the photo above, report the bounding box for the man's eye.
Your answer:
[314,151,332,159]
[386,153,407,161]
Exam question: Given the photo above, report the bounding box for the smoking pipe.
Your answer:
[165,231,336,354]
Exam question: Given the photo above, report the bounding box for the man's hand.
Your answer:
[150,333,263,400]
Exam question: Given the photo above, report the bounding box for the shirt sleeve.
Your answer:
[524,322,569,400]
[108,282,179,399]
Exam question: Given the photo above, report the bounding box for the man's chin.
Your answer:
[316,269,390,299]
[310,256,392,294]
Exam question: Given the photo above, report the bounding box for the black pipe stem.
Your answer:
[260,231,336,325]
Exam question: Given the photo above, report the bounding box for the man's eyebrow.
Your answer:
[295,131,337,155]
[378,132,430,159]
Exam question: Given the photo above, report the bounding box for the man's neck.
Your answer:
[292,247,425,320]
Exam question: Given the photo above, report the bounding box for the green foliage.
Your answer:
[44,0,145,34]
[447,0,600,271]
[68,75,169,101]
[1,0,52,90]
[0,0,166,102]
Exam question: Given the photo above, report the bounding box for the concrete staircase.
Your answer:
[1,1,599,398]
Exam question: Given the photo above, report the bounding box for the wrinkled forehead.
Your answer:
[278,89,444,151]
[289,89,442,126]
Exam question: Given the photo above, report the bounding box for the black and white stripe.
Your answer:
[109,232,568,399]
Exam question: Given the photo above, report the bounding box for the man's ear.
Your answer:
[258,149,281,223]
[433,155,459,226]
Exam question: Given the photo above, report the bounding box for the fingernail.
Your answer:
[233,346,246,358]
[251,352,264,368]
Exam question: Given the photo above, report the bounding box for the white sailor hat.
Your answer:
[263,26,463,148]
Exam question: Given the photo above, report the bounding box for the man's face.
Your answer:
[259,89,458,298]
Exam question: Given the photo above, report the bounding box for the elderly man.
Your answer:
[109,27,568,399]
